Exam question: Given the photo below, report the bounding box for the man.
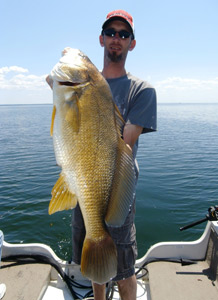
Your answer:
[47,9,156,300]
[72,10,157,300]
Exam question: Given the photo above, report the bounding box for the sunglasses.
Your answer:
[103,28,133,39]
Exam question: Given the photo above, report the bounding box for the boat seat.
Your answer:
[0,261,51,300]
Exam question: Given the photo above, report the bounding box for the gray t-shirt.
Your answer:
[107,72,157,161]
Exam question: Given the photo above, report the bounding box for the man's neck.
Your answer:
[101,59,127,79]
[102,68,127,79]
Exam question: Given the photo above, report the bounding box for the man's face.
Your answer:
[100,20,136,63]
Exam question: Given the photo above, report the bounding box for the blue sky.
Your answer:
[0,0,218,104]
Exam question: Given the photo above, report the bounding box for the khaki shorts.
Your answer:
[72,204,137,282]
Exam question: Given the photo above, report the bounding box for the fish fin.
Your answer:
[65,96,80,133]
[105,140,135,227]
[50,105,56,136]
[81,233,117,284]
[49,173,77,214]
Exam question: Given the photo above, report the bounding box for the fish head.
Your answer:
[50,48,90,103]
[49,48,108,133]
[50,48,105,106]
[52,48,90,82]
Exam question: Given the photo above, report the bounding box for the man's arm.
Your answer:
[123,124,143,150]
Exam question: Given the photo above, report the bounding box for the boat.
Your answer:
[0,206,218,299]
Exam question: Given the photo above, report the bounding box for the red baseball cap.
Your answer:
[102,10,135,38]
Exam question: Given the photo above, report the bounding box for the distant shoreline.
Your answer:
[0,103,52,106]
[1,102,218,107]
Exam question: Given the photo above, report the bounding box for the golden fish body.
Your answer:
[48,48,135,284]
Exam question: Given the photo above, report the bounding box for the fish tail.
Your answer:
[81,233,117,284]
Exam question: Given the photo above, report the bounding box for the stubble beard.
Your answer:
[107,51,123,63]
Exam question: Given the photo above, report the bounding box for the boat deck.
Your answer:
[0,221,217,299]
[148,260,218,300]
[0,261,51,300]
[0,258,217,299]
[148,224,218,300]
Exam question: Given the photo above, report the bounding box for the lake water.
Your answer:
[0,103,217,259]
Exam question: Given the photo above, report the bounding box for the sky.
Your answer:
[0,0,218,104]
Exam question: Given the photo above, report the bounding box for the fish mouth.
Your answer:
[58,81,90,89]
[59,81,81,87]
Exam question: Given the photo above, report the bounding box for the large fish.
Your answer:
[48,48,135,284]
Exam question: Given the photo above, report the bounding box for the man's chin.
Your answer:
[108,52,123,62]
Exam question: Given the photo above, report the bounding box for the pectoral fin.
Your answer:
[105,140,135,227]
[65,96,80,133]
[49,173,78,214]
[50,105,56,136]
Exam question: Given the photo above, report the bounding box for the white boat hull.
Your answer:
[1,221,218,299]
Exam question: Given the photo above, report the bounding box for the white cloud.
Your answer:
[0,67,218,104]
[154,76,218,103]
[0,66,51,104]
[0,66,28,74]
[0,66,48,90]
[156,76,218,90]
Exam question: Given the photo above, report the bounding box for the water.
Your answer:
[0,103,217,259]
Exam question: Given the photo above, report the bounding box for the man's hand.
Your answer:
[46,75,53,89]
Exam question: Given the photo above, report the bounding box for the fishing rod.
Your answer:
[180,205,218,231]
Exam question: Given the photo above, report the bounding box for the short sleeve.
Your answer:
[126,85,157,133]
